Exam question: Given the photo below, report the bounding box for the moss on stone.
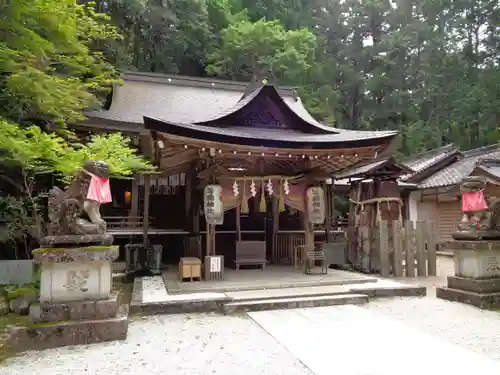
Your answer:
[0,313,30,331]
[32,245,118,255]
[27,320,72,328]
[5,286,38,301]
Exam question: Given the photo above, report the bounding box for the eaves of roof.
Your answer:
[144,116,397,149]
[334,157,414,180]
[417,144,500,189]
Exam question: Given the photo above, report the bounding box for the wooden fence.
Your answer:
[272,233,305,265]
[377,220,437,277]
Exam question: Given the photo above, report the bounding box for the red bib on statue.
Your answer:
[461,191,487,212]
[87,174,112,203]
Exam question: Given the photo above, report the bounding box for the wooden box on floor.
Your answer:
[179,257,202,282]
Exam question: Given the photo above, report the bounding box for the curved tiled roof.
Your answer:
[418,144,500,188]
[87,71,397,147]
[401,144,457,173]
[144,116,396,148]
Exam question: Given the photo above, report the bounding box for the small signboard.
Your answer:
[210,256,221,273]
[204,184,224,225]
[306,186,326,224]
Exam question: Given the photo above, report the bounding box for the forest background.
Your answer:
[1,0,500,254]
[93,0,500,155]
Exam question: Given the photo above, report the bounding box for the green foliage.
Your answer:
[99,0,500,155]
[0,117,154,241]
[57,133,156,182]
[206,19,316,83]
[0,119,154,183]
[0,0,121,124]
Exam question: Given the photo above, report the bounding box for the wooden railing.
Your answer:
[103,216,154,231]
[272,233,305,265]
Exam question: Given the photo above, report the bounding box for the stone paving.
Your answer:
[250,305,500,375]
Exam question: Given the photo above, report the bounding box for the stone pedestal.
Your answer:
[436,241,500,309]
[34,245,118,304]
[8,245,129,352]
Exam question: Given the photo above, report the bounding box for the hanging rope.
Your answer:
[349,197,403,206]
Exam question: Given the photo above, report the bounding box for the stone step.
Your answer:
[225,285,351,303]
[222,293,368,314]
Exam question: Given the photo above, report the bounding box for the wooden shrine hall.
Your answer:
[132,75,399,274]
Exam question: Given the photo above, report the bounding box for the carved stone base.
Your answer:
[34,245,119,303]
[451,240,500,278]
[7,246,129,352]
[447,276,500,293]
[8,305,128,351]
[30,293,120,323]
[452,230,500,241]
[436,286,500,309]
[437,240,500,309]
[40,234,114,247]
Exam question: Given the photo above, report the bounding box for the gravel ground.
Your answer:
[363,257,500,362]
[0,314,312,375]
[2,256,499,373]
[363,297,500,361]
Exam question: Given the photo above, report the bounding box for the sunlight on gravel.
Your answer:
[0,314,312,375]
[364,297,500,361]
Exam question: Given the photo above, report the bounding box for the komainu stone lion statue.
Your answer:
[41,160,114,246]
[453,175,500,241]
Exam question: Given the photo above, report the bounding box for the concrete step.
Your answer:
[222,293,368,314]
[225,285,351,302]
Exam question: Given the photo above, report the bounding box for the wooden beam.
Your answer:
[156,132,381,158]
[160,150,198,169]
[139,131,155,161]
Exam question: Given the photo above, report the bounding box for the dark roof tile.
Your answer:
[418,144,500,188]
[145,117,397,146]
[335,157,413,179]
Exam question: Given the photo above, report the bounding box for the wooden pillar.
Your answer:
[205,224,212,256]
[193,201,200,233]
[303,207,314,253]
[271,196,279,261]
[325,183,333,242]
[185,169,192,219]
[130,176,139,218]
[142,174,151,245]
[235,204,241,241]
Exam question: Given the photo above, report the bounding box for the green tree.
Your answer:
[206,19,316,84]
[0,0,121,126]
[0,119,154,241]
